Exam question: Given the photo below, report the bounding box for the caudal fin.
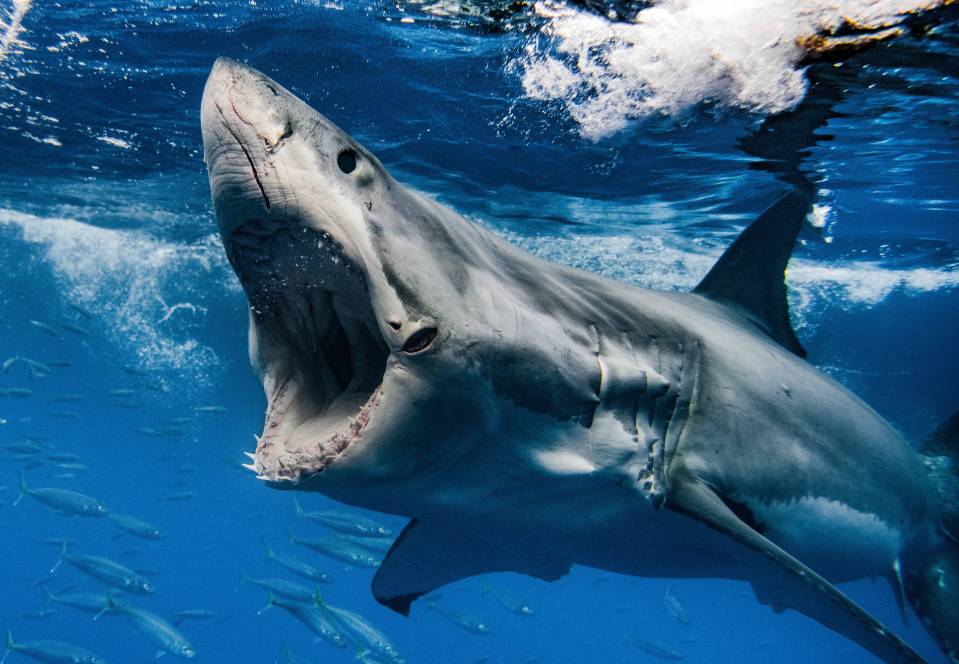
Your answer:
[3,630,15,664]
[260,537,275,560]
[257,591,277,616]
[93,589,116,621]
[913,410,959,663]
[235,570,251,593]
[13,470,28,506]
[49,540,68,575]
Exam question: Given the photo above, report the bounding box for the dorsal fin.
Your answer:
[694,190,810,358]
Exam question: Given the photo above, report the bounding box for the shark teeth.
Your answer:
[249,385,384,484]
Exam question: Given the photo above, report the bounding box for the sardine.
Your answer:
[30,320,61,337]
[107,596,196,659]
[264,541,332,584]
[262,593,347,649]
[426,600,492,635]
[292,498,391,537]
[42,587,111,617]
[60,322,89,337]
[15,472,107,517]
[321,598,404,661]
[4,630,105,664]
[157,491,196,502]
[1,387,34,398]
[193,405,228,413]
[663,585,689,625]
[288,530,381,568]
[106,513,163,540]
[481,579,534,617]
[49,542,154,595]
[626,637,684,660]
[240,572,321,604]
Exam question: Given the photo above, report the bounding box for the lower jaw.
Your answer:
[250,385,382,483]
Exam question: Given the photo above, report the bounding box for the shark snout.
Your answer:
[201,57,304,240]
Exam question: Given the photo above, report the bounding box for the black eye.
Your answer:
[401,327,437,354]
[337,149,357,174]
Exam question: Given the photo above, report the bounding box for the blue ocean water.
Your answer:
[0,2,957,663]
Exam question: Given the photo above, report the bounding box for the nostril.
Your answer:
[280,121,293,140]
[266,84,279,96]
[337,148,357,174]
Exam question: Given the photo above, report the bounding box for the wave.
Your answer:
[516,0,950,139]
[0,208,234,385]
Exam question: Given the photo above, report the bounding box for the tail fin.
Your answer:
[41,586,56,609]
[93,590,116,621]
[49,541,68,574]
[13,470,28,506]
[288,528,299,545]
[3,630,15,664]
[293,497,305,518]
[913,410,959,663]
[261,537,275,560]
[257,591,277,616]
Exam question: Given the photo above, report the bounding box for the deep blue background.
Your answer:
[1,2,957,663]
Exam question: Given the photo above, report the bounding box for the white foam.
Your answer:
[0,208,233,384]
[517,0,945,139]
[497,226,959,330]
[0,0,31,61]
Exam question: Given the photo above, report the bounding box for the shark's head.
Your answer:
[201,59,600,511]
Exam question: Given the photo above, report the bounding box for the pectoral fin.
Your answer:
[372,519,570,616]
[667,475,926,664]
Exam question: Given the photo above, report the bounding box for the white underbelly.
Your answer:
[746,495,903,580]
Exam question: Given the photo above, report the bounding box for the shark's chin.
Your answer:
[226,215,390,484]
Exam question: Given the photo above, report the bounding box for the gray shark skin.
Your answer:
[201,58,956,664]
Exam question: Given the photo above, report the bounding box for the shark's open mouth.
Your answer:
[229,217,389,483]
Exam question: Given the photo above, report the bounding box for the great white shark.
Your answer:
[200,58,959,664]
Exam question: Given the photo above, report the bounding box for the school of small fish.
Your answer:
[1,306,697,663]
